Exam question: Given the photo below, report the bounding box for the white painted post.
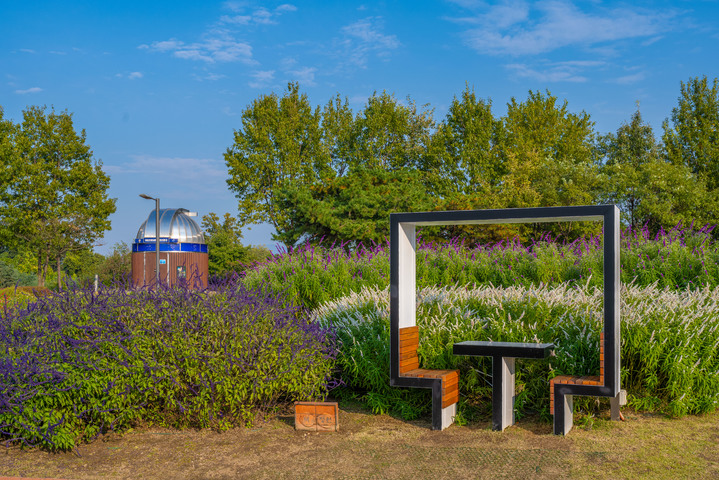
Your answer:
[397,222,416,329]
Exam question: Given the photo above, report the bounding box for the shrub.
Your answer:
[0,280,337,450]
[243,223,719,311]
[314,282,719,421]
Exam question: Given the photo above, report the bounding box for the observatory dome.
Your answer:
[132,208,207,253]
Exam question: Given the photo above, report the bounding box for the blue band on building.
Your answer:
[132,242,208,253]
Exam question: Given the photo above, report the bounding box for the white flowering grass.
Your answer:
[316,282,719,419]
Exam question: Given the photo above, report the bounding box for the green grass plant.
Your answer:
[313,282,719,422]
[243,224,719,310]
[1,281,336,450]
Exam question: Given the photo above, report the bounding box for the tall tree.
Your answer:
[601,106,716,231]
[663,76,719,191]
[428,84,499,198]
[494,90,601,239]
[321,94,354,178]
[0,106,116,288]
[276,167,433,247]
[0,107,15,248]
[224,83,330,249]
[349,92,434,173]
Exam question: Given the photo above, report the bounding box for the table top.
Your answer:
[453,341,555,359]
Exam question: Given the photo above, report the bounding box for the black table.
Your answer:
[453,341,555,431]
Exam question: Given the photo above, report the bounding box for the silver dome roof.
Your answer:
[135,208,205,244]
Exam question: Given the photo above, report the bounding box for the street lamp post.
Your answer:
[139,194,160,285]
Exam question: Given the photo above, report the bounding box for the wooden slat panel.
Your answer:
[442,373,459,390]
[399,349,417,361]
[442,390,459,408]
[399,326,419,338]
[400,358,419,373]
[399,338,419,349]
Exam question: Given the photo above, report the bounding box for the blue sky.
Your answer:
[2,0,718,254]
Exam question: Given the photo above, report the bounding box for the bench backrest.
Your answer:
[399,326,420,374]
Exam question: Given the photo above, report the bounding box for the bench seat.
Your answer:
[399,327,460,422]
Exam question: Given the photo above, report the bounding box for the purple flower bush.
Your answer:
[243,223,719,310]
[0,279,337,450]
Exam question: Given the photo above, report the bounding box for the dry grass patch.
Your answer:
[2,403,717,480]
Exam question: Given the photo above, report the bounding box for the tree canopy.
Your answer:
[663,75,719,192]
[600,106,716,230]
[225,78,719,248]
[0,106,116,287]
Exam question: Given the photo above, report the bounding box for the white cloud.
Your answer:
[614,72,646,85]
[219,14,251,25]
[506,60,606,83]
[248,69,275,88]
[276,4,297,13]
[15,87,43,94]
[141,33,254,64]
[218,3,297,26]
[105,155,227,189]
[19,48,36,54]
[141,3,297,66]
[455,0,673,56]
[338,17,400,68]
[128,72,143,80]
[286,66,317,87]
[194,72,226,81]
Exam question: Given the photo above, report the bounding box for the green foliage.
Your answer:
[1,283,335,450]
[0,105,116,288]
[62,248,105,286]
[349,91,435,173]
[315,283,719,421]
[0,258,35,288]
[200,212,272,277]
[600,106,716,231]
[202,212,247,275]
[95,242,131,285]
[429,84,499,197]
[276,167,434,247]
[491,90,601,240]
[224,82,329,248]
[663,75,719,191]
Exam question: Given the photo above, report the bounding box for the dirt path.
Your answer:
[2,404,718,480]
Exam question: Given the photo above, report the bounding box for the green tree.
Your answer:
[663,76,719,191]
[276,167,434,247]
[0,106,116,288]
[224,83,330,249]
[201,212,248,276]
[0,107,15,247]
[496,90,598,204]
[428,85,500,198]
[349,92,435,174]
[598,106,714,231]
[487,91,600,240]
[321,94,355,177]
[96,242,131,286]
[62,247,104,287]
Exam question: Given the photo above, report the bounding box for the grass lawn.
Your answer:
[2,402,717,480]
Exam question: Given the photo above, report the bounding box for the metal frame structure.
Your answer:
[389,204,621,432]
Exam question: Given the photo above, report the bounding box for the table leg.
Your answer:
[492,356,515,431]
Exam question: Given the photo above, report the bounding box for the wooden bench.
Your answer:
[550,332,626,433]
[397,326,459,428]
[453,340,555,431]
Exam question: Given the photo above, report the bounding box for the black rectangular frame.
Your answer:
[389,204,621,431]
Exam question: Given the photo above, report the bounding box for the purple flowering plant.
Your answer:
[1,278,337,450]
